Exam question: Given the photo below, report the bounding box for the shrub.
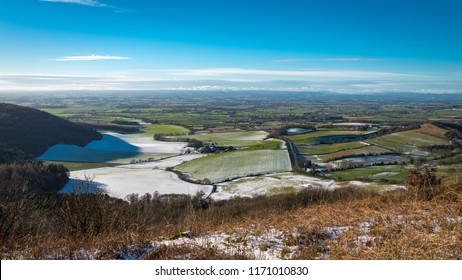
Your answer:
[406,166,442,200]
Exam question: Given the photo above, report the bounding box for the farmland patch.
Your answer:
[297,141,366,155]
[367,130,449,151]
[176,150,291,183]
[320,146,393,161]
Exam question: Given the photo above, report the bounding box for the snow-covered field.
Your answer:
[61,154,212,199]
[212,173,405,200]
[212,172,342,200]
[107,133,187,154]
[65,167,212,198]
[119,154,206,169]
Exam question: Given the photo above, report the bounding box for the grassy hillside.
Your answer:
[0,103,101,162]
[1,170,460,260]
[367,130,449,151]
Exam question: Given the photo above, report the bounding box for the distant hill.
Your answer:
[0,103,102,162]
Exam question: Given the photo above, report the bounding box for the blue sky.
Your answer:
[0,0,461,92]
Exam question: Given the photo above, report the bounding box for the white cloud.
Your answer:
[273,57,383,63]
[0,71,458,93]
[167,68,411,79]
[322,58,383,61]
[273,58,312,63]
[39,0,132,12]
[40,0,107,7]
[53,55,132,61]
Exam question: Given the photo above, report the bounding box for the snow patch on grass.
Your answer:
[370,172,400,178]
[156,227,300,260]
[212,173,340,200]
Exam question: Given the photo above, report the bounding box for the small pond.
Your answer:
[286,127,313,135]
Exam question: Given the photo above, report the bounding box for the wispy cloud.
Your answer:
[0,72,460,93]
[53,55,132,61]
[322,57,383,61]
[273,57,383,63]
[40,0,107,7]
[167,68,410,79]
[39,0,133,12]
[273,58,311,63]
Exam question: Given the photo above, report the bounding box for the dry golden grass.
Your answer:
[2,179,461,260]
[192,179,461,260]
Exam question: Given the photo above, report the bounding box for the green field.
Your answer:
[319,145,393,161]
[297,141,365,155]
[170,130,274,148]
[239,139,284,151]
[288,130,374,142]
[327,163,462,184]
[138,124,190,136]
[366,130,449,155]
[327,165,410,183]
[435,164,462,182]
[176,150,291,183]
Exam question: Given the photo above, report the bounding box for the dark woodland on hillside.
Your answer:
[0,103,101,163]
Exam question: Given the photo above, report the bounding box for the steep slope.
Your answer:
[0,103,101,162]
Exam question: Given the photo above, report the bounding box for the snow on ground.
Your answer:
[346,180,368,187]
[65,168,212,199]
[18,226,305,260]
[107,132,187,154]
[62,154,212,199]
[116,221,377,260]
[121,154,207,169]
[211,173,405,200]
[156,227,299,260]
[13,214,462,260]
[211,172,341,200]
[278,140,287,149]
[370,172,400,178]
